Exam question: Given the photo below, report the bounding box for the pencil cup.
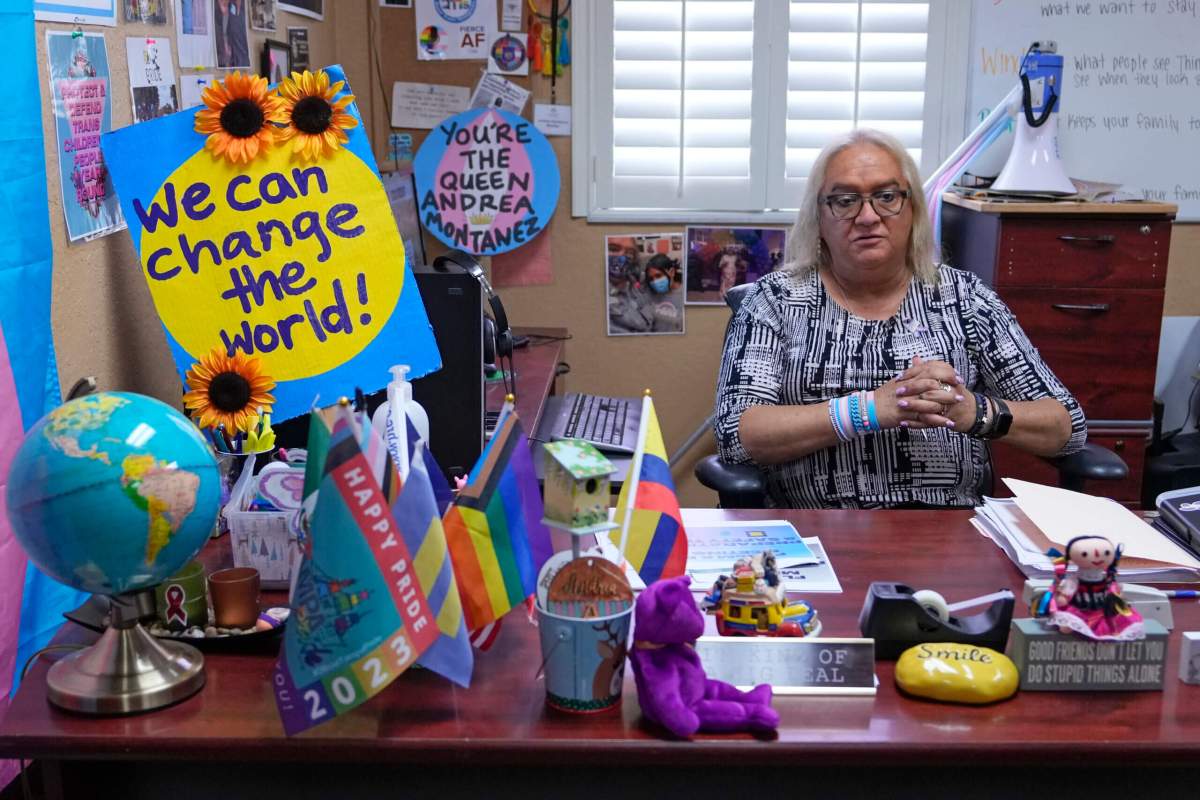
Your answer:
[214,450,274,536]
[537,605,633,713]
[208,567,261,629]
[154,560,209,631]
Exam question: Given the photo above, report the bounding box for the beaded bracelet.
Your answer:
[828,391,882,442]
[967,391,989,437]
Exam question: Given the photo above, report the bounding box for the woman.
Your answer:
[714,129,1086,508]
[642,254,683,333]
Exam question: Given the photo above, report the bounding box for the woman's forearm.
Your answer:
[997,397,1074,457]
[737,403,842,465]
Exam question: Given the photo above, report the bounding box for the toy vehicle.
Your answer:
[702,551,820,638]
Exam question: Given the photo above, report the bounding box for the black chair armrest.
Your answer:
[1050,442,1128,492]
[695,455,766,509]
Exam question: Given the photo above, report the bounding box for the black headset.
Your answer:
[432,249,515,395]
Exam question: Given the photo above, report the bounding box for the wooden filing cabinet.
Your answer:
[940,193,1178,506]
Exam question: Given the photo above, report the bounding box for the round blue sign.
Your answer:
[434,0,477,24]
[414,107,560,256]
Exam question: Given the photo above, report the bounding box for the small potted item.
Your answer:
[702,550,819,638]
[1033,534,1145,641]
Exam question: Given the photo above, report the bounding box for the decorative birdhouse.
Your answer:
[542,439,614,528]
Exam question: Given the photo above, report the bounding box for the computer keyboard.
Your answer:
[561,394,633,449]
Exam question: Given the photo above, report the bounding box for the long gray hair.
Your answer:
[783,128,939,283]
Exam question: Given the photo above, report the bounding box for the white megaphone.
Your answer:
[992,42,1076,195]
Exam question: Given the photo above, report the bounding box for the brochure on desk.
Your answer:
[686,520,841,593]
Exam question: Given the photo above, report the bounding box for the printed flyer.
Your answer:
[46,31,126,242]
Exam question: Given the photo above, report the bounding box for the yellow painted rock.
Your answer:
[895,642,1019,704]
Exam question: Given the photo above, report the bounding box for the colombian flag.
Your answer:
[442,404,552,633]
[610,395,687,584]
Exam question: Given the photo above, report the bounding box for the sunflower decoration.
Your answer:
[275,69,359,162]
[183,346,276,434]
[194,71,287,164]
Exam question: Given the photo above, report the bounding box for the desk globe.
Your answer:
[6,392,220,713]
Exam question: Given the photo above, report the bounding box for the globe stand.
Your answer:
[46,590,205,714]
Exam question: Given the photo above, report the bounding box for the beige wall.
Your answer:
[42,1,1200,509]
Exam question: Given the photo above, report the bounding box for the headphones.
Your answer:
[432,250,513,360]
[432,250,515,395]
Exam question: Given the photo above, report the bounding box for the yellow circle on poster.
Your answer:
[138,144,404,382]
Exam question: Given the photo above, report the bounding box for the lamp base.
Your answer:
[46,622,205,714]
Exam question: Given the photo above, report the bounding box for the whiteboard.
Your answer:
[967,0,1200,220]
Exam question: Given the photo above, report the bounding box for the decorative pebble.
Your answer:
[185,627,206,639]
[230,627,245,635]
[204,626,218,637]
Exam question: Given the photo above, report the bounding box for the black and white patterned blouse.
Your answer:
[714,265,1087,509]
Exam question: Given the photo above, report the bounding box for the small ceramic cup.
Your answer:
[208,567,261,629]
[155,560,209,631]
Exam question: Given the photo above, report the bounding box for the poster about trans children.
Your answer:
[46,31,126,242]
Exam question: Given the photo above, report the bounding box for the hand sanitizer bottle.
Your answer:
[370,365,430,474]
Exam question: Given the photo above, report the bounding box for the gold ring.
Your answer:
[939,381,952,394]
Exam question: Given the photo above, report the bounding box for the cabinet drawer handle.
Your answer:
[1057,234,1115,244]
[1051,302,1111,312]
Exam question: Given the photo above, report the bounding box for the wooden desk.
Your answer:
[5,509,1200,798]
[486,326,567,436]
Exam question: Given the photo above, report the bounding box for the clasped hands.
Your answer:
[874,355,973,431]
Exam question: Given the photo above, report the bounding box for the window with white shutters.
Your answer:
[576,0,962,222]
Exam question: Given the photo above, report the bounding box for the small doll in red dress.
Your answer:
[1041,534,1144,641]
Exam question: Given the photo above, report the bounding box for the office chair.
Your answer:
[696,284,1129,508]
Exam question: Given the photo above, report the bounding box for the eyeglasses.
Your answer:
[820,189,911,220]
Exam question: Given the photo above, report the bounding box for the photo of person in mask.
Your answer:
[605,235,686,336]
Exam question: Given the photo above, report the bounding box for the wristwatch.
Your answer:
[983,397,1013,440]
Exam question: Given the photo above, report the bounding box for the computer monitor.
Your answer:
[398,268,485,481]
[272,269,485,483]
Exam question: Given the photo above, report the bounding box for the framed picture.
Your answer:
[278,0,322,20]
[605,233,686,337]
[685,226,787,305]
[261,38,290,84]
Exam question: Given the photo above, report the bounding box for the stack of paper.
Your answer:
[972,479,1200,583]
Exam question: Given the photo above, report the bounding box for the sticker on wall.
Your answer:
[487,32,528,76]
[414,107,559,256]
[100,65,441,422]
[415,0,497,60]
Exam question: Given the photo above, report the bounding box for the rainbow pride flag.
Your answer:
[610,395,687,585]
[442,405,552,633]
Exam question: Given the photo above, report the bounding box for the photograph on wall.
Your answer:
[124,0,169,23]
[249,0,277,31]
[382,168,426,271]
[685,226,786,306]
[176,0,216,67]
[46,31,126,241]
[35,0,117,26]
[278,0,322,20]
[606,233,685,337]
[261,38,289,82]
[415,0,497,61]
[125,36,178,123]
[214,0,251,68]
[287,26,309,70]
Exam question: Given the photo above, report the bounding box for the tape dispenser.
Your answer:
[858,582,1015,659]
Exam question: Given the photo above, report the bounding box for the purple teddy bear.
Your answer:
[629,575,778,738]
